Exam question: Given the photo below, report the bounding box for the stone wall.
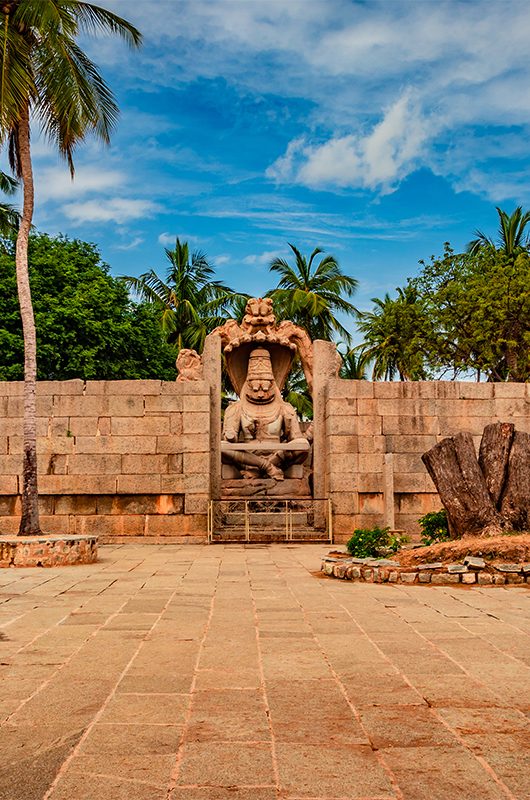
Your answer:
[0,379,211,541]
[324,379,530,541]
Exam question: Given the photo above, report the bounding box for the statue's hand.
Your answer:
[224,430,237,442]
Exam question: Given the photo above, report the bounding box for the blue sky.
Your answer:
[12,0,530,322]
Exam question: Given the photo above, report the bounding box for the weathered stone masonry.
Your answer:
[0,378,211,541]
[323,378,530,540]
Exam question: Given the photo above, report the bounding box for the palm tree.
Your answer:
[267,243,358,342]
[338,347,369,380]
[122,238,242,353]
[0,171,19,236]
[467,206,530,259]
[0,1,141,535]
[356,287,427,381]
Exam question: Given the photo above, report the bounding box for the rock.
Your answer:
[431,573,460,584]
[388,571,398,582]
[417,562,443,569]
[362,568,373,580]
[365,559,400,567]
[493,574,506,584]
[506,574,524,584]
[521,563,530,574]
[448,563,468,574]
[464,556,486,570]
[400,572,418,584]
[494,563,522,573]
[461,573,476,584]
[322,562,334,575]
[346,566,361,579]
[478,573,493,584]
[418,572,432,583]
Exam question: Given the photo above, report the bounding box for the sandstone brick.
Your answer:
[327,379,371,399]
[85,379,161,395]
[478,572,493,584]
[38,515,71,535]
[184,473,209,493]
[357,435,386,453]
[0,454,22,475]
[0,438,7,456]
[161,379,208,395]
[329,473,357,492]
[169,414,183,435]
[75,514,142,537]
[396,492,440,514]
[183,452,210,473]
[0,418,23,436]
[182,394,210,413]
[98,416,111,435]
[332,514,358,536]
[67,454,121,474]
[7,396,53,416]
[493,574,506,585]
[117,475,161,494]
[394,453,424,473]
[67,416,99,436]
[326,398,357,417]
[419,572,432,583]
[386,434,437,453]
[401,382,437,399]
[0,381,23,395]
[357,416,382,435]
[145,514,184,535]
[38,475,116,494]
[378,398,436,417]
[53,395,109,416]
[327,415,357,436]
[184,495,208,514]
[54,495,98,515]
[182,412,209,435]
[50,417,69,437]
[329,453,359,474]
[144,394,183,413]
[0,495,19,515]
[494,398,529,417]
[437,416,493,436]
[168,453,183,473]
[357,474,383,492]
[358,493,384,514]
[75,435,157,454]
[436,382,459,398]
[382,415,438,435]
[373,382,400,398]
[107,396,145,416]
[46,454,68,475]
[431,573,460,584]
[358,453,384,473]
[506,574,524,584]
[400,572,418,584]
[494,382,526,398]
[461,572,476,584]
[38,379,84,395]
[458,382,494,399]
[0,476,18,494]
[178,433,209,453]
[328,435,358,454]
[0,516,19,534]
[356,398,378,416]
[121,454,169,474]
[111,416,170,436]
[331,492,356,514]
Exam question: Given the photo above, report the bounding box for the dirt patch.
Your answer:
[396,533,530,568]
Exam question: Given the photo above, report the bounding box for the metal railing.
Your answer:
[207,498,333,544]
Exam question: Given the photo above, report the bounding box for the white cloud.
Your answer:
[36,166,126,201]
[63,198,158,225]
[243,249,283,266]
[157,232,200,247]
[114,236,144,251]
[268,90,432,192]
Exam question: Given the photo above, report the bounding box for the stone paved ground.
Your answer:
[0,543,529,800]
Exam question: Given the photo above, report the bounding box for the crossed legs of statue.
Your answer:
[222,450,285,480]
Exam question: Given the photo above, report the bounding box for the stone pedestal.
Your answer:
[0,534,98,568]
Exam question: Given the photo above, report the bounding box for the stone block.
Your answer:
[461,573,476,584]
[362,568,373,580]
[38,475,117,494]
[358,453,384,473]
[326,398,357,416]
[67,416,99,436]
[494,382,526,398]
[386,434,437,453]
[111,416,170,436]
[168,453,183,473]
[373,382,400,398]
[184,495,208,514]
[437,416,492,437]
[478,572,493,584]
[117,475,161,494]
[85,379,161,395]
[388,571,398,582]
[331,492,356,515]
[401,382,437,399]
[0,476,18,494]
[0,516,19,534]
[506,574,524,584]
[98,416,111,435]
[357,435,386,453]
[121,454,168,474]
[182,394,210,413]
[464,556,486,569]
[493,574,506,584]
[74,435,157,454]
[448,563,468,573]
[183,452,210,474]
[358,493,384,513]
[0,453,22,475]
[108,396,146,416]
[436,382,459,398]
[400,572,418,583]
[494,398,529,417]
[393,474,432,493]
[0,417,23,436]
[458,383,494,399]
[54,495,98,515]
[357,474,383,492]
[378,398,436,417]
[356,399,379,416]
[182,412,209,434]
[38,515,71,535]
[327,415,358,436]
[162,379,208,395]
[396,491,439,514]
[45,454,68,475]
[38,379,84,395]
[329,435,358,454]
[419,572,432,583]
[393,453,424,473]
[144,394,183,413]
[8,395,53,416]
[50,417,69,437]
[329,473,357,492]
[327,379,370,399]
[357,416,382,435]
[53,395,107,416]
[382,415,438,435]
[328,453,359,474]
[160,474,186,493]
[169,414,183,435]
[431,573,460,584]
[67,454,121,474]
[0,495,19,515]
[0,381,23,395]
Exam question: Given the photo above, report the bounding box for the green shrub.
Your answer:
[418,509,450,546]
[346,527,407,558]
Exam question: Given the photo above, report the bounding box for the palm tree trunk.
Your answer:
[16,104,40,535]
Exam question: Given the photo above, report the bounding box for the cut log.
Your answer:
[500,431,530,530]
[478,422,515,508]
[421,432,504,537]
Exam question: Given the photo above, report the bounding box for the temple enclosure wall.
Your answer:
[323,379,530,541]
[1,361,529,543]
[0,379,212,541]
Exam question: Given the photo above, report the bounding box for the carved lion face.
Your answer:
[242,297,275,333]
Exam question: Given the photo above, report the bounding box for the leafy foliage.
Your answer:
[122,238,244,353]
[267,243,358,342]
[0,233,178,380]
[356,285,429,380]
[346,527,407,558]
[467,206,530,259]
[418,510,450,546]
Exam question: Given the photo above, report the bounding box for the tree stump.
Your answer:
[423,421,530,537]
[421,432,504,537]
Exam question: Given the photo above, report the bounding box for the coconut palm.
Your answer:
[0,171,19,236]
[467,206,530,259]
[123,238,243,353]
[0,1,141,534]
[267,243,358,342]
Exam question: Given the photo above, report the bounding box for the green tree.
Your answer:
[467,206,530,259]
[0,0,141,534]
[338,348,369,380]
[356,286,428,381]
[412,244,530,381]
[122,238,241,353]
[0,171,19,236]
[0,233,178,381]
[268,243,358,341]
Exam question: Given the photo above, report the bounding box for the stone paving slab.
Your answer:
[0,543,529,799]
